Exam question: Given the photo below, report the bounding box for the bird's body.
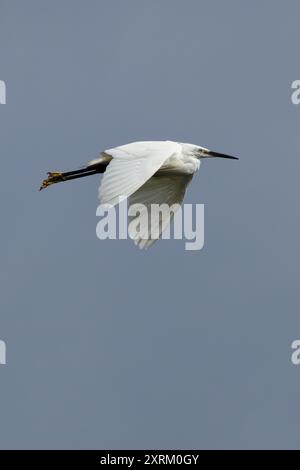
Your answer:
[40,140,238,248]
[154,147,201,175]
[91,141,201,177]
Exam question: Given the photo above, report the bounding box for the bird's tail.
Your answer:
[39,162,107,191]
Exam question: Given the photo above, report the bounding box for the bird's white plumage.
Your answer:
[95,140,202,248]
[99,141,183,205]
[127,174,192,249]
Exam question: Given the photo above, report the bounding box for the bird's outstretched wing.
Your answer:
[99,141,180,205]
[127,173,193,249]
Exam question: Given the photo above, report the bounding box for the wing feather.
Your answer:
[128,173,193,249]
[99,141,180,205]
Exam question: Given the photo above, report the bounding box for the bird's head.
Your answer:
[195,145,239,160]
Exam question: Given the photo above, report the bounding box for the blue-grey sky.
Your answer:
[0,0,300,450]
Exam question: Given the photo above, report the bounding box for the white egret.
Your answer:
[40,141,238,248]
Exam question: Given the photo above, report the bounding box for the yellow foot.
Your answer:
[39,172,65,191]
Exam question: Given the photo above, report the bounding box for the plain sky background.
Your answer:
[0,0,300,450]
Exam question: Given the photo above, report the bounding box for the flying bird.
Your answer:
[40,140,238,248]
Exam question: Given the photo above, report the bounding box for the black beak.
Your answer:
[207,150,239,160]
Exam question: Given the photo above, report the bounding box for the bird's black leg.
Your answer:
[39,163,108,191]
